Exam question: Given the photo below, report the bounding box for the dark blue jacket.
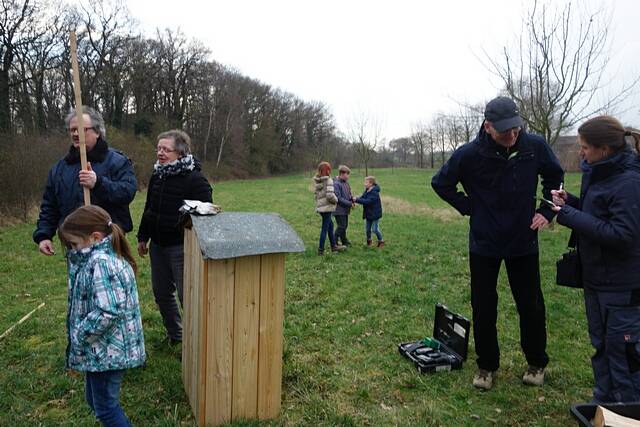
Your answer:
[557,149,640,291]
[333,176,353,216]
[356,184,382,221]
[431,126,564,258]
[33,138,137,243]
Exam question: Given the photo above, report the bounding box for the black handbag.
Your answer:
[556,231,582,288]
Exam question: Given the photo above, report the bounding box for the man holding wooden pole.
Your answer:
[33,32,137,255]
[33,106,137,255]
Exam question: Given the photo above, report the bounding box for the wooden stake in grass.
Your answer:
[70,31,91,206]
[0,303,46,341]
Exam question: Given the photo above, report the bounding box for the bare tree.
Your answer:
[410,121,427,168]
[486,0,638,145]
[0,0,43,132]
[389,137,412,165]
[432,113,448,166]
[346,111,384,176]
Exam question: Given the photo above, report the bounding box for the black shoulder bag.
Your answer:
[556,231,582,288]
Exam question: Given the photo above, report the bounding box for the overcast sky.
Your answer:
[127,0,640,140]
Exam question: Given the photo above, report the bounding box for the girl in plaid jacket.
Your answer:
[59,205,145,426]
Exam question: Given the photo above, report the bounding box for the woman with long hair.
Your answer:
[313,161,346,255]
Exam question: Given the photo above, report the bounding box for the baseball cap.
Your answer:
[484,97,524,132]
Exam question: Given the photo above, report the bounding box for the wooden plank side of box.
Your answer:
[257,253,285,419]
[204,258,235,425]
[232,255,261,419]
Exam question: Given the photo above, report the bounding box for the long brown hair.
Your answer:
[578,115,640,154]
[59,205,137,274]
[317,161,332,177]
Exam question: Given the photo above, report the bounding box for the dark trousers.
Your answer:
[318,212,336,250]
[470,252,549,372]
[584,288,640,402]
[334,214,350,245]
[85,370,131,427]
[150,242,184,341]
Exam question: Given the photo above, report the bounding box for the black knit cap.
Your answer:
[484,97,524,132]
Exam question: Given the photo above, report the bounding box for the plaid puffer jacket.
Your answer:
[66,236,146,372]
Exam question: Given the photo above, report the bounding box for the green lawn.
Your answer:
[0,168,592,426]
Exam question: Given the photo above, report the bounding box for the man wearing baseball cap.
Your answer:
[431,96,564,390]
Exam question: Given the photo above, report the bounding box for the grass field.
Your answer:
[0,168,593,426]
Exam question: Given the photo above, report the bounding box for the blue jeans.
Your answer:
[85,370,131,427]
[318,212,336,250]
[365,219,383,241]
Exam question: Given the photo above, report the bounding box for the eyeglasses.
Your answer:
[156,146,177,153]
[68,126,95,134]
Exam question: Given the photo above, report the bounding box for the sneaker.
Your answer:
[473,369,495,390]
[522,366,545,386]
[377,240,385,248]
[317,248,324,256]
[331,245,346,252]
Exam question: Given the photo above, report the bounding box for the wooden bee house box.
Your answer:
[182,213,304,426]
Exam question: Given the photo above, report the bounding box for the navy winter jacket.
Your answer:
[33,138,137,243]
[356,184,382,221]
[556,149,640,291]
[431,126,564,258]
[333,177,353,216]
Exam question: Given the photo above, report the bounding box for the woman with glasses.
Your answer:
[33,105,137,256]
[137,129,212,347]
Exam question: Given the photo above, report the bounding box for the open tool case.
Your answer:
[398,304,471,373]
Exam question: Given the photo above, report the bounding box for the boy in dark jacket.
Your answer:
[333,165,354,246]
[354,176,384,247]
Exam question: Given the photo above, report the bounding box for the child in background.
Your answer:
[59,205,145,427]
[354,176,385,247]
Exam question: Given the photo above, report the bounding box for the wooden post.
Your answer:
[69,31,90,206]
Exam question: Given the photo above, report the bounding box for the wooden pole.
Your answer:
[70,31,91,206]
[0,303,46,340]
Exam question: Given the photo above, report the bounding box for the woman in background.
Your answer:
[313,161,345,255]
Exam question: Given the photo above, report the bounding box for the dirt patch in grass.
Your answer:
[381,195,460,222]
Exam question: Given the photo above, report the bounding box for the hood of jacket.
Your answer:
[367,184,381,195]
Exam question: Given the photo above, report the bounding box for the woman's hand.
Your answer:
[550,189,567,207]
[137,241,148,257]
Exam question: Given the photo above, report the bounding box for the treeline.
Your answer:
[387,106,484,169]
[0,0,357,178]
[0,0,369,221]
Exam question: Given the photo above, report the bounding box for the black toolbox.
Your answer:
[398,303,471,373]
[570,402,640,426]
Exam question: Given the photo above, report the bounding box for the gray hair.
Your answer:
[65,106,106,139]
[157,129,192,157]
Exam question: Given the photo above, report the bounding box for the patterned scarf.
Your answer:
[153,154,195,180]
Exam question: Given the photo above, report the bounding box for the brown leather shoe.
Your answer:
[367,240,372,247]
[377,241,385,248]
